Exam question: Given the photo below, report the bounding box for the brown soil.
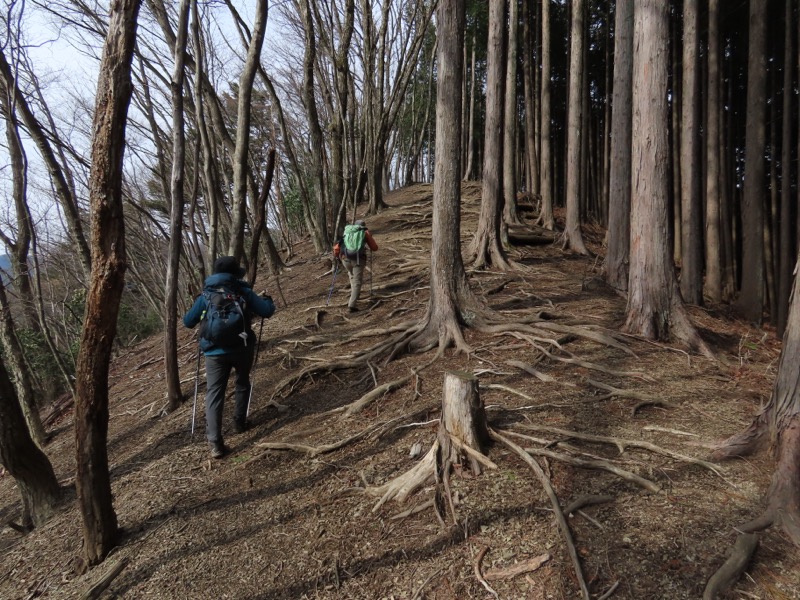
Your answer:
[1,182,798,600]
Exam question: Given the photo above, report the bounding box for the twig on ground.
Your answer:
[483,553,551,581]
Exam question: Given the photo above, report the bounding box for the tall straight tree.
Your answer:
[74,0,142,566]
[163,0,192,413]
[399,0,478,355]
[470,0,511,270]
[503,0,522,225]
[522,0,539,198]
[777,0,794,336]
[605,0,633,293]
[228,0,269,260]
[563,0,589,254]
[625,0,708,354]
[538,0,554,230]
[679,0,703,305]
[735,0,768,323]
[704,0,722,303]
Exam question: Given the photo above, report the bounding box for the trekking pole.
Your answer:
[369,250,373,297]
[325,259,339,306]
[245,317,266,418]
[190,348,201,436]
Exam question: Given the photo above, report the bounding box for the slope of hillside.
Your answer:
[1,183,797,599]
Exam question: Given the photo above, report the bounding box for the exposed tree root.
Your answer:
[515,424,724,477]
[489,428,590,600]
[563,494,615,516]
[483,553,551,581]
[506,360,563,384]
[587,380,673,411]
[255,421,383,457]
[366,441,439,512]
[502,430,660,493]
[472,546,499,598]
[340,358,436,418]
[702,533,759,600]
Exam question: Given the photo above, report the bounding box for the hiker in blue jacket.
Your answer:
[184,256,275,459]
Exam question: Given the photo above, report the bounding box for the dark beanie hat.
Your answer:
[213,256,245,276]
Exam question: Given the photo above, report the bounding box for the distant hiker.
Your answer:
[333,219,378,312]
[184,256,275,459]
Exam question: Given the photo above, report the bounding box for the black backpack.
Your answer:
[199,286,250,348]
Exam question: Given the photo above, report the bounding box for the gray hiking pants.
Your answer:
[341,255,366,309]
[204,349,254,444]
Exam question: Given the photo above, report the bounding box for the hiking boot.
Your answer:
[348,305,359,313]
[210,442,227,459]
[233,419,248,434]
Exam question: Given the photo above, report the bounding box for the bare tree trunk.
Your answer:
[679,0,703,305]
[0,356,60,529]
[0,49,92,279]
[503,0,522,225]
[0,278,46,447]
[713,246,800,545]
[778,0,794,336]
[469,0,511,270]
[228,0,269,260]
[164,0,192,414]
[463,25,477,181]
[398,0,479,356]
[624,0,707,355]
[563,0,589,254]
[605,0,633,293]
[704,0,722,303]
[735,0,768,323]
[0,90,38,331]
[522,0,539,198]
[246,148,277,285]
[75,0,141,566]
[538,0,554,230]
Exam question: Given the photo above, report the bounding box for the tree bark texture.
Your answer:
[75,0,142,566]
[679,0,703,305]
[471,0,511,270]
[539,0,554,230]
[735,0,768,323]
[410,0,475,354]
[704,0,722,303]
[503,0,522,225]
[777,0,794,336]
[164,0,192,413]
[563,0,589,254]
[438,371,489,477]
[624,0,704,351]
[605,0,633,293]
[228,0,269,260]
[0,356,60,528]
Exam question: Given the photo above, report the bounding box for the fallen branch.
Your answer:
[341,358,436,418]
[703,533,759,600]
[483,553,551,581]
[489,428,590,600]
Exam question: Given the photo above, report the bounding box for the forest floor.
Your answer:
[1,182,799,600]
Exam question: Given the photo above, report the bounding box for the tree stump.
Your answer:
[438,371,489,476]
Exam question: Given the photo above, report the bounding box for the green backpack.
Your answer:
[342,224,367,258]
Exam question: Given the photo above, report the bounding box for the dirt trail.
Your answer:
[0,182,797,599]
